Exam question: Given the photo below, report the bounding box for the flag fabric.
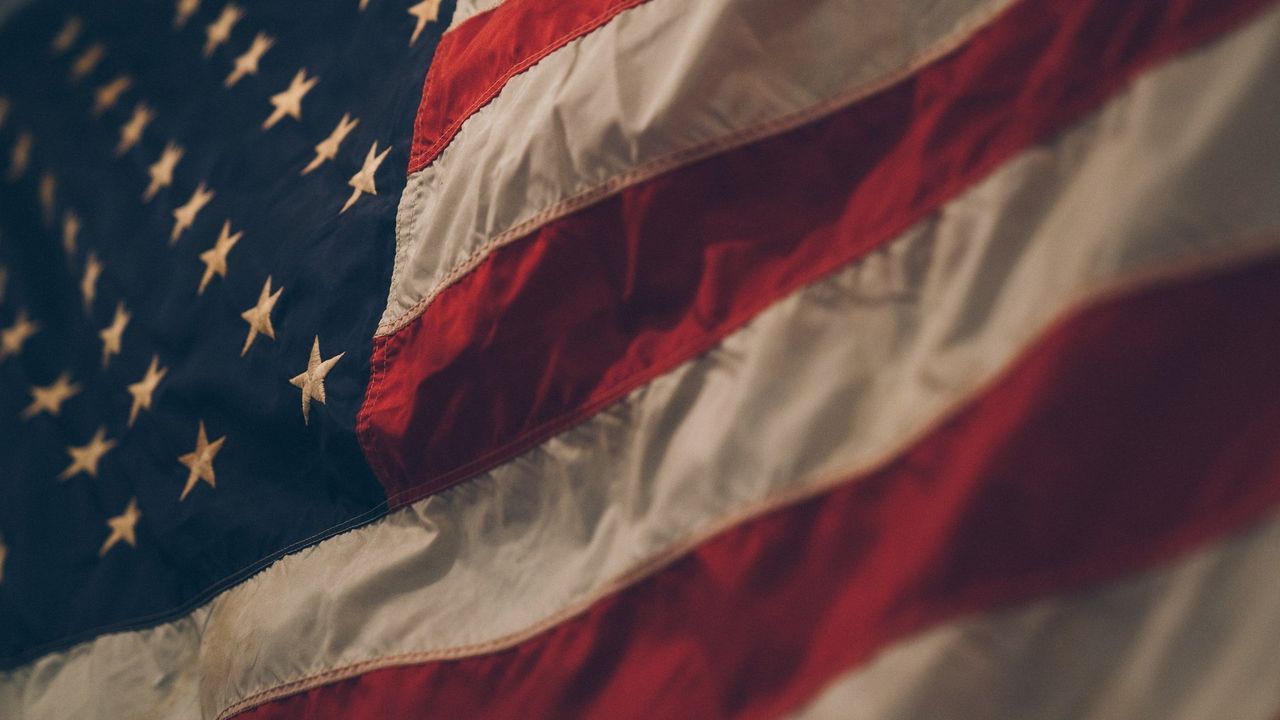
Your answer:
[1,0,1279,717]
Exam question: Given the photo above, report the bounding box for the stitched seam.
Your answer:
[392,0,650,325]
[384,168,429,336]
[408,0,652,171]
[357,333,407,498]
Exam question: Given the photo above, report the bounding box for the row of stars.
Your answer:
[51,0,443,61]
[56,419,223,500]
[37,13,408,215]
[2,303,344,442]
[174,0,443,48]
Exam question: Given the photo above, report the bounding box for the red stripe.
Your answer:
[247,253,1280,719]
[363,0,1274,506]
[408,0,653,173]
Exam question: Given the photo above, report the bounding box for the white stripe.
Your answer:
[380,0,1018,332]
[447,0,505,31]
[792,513,1280,720]
[5,9,1280,718]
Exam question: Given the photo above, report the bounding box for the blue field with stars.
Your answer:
[0,0,448,667]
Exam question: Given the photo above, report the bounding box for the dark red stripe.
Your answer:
[247,253,1280,720]
[363,0,1274,505]
[409,0,653,173]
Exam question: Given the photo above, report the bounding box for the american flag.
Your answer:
[1,0,1279,717]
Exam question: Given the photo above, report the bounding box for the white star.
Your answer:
[81,251,102,312]
[21,372,80,420]
[116,103,155,156]
[240,275,283,355]
[171,181,215,243]
[341,141,391,213]
[92,74,132,116]
[225,32,274,87]
[38,172,56,226]
[174,0,200,29]
[302,113,358,175]
[50,16,83,54]
[62,210,80,256]
[204,4,243,57]
[144,142,184,201]
[197,219,241,294]
[98,498,142,556]
[0,309,38,361]
[99,301,130,368]
[69,43,105,84]
[263,69,318,130]
[59,426,117,481]
[290,336,343,424]
[127,355,168,427]
[178,421,225,501]
[7,131,31,182]
[408,0,441,45]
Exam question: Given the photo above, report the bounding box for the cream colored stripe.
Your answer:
[792,514,1280,720]
[447,0,506,31]
[3,9,1280,717]
[380,0,1019,333]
